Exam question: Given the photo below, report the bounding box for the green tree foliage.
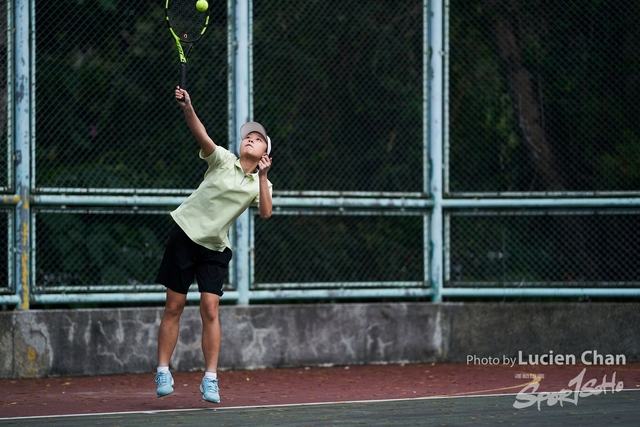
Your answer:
[450,0,640,193]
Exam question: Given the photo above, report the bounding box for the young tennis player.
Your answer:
[153,86,273,403]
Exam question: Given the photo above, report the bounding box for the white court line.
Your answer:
[2,388,639,422]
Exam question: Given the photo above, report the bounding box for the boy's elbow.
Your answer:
[260,210,272,219]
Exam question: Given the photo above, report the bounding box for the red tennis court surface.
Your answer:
[1,362,639,419]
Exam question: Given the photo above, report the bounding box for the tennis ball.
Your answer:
[196,0,208,12]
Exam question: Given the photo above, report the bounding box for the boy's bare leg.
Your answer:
[157,288,187,367]
[200,292,221,372]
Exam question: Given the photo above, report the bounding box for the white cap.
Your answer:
[240,121,271,154]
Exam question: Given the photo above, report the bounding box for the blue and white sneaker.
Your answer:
[154,371,174,397]
[200,377,220,403]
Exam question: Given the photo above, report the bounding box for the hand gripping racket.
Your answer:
[165,0,210,92]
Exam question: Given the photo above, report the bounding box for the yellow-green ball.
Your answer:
[196,0,208,12]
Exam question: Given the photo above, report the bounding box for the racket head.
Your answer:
[165,0,210,55]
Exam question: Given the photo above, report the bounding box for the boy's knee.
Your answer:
[163,298,186,318]
[200,305,218,322]
[163,303,184,319]
[199,298,219,323]
[163,289,187,317]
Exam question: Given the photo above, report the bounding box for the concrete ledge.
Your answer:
[0,302,638,378]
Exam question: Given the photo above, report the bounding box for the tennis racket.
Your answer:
[165,0,210,93]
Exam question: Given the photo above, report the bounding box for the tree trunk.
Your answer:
[483,0,563,191]
[482,0,597,282]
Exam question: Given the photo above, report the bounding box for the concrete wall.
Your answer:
[0,302,638,378]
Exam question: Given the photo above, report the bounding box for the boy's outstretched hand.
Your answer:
[175,86,191,107]
[258,153,272,176]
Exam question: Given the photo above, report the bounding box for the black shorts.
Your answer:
[156,224,232,296]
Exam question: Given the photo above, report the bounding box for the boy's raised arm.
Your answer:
[175,86,216,157]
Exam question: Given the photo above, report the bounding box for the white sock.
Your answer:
[204,371,217,380]
[157,366,170,373]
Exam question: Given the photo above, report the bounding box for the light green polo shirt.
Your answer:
[171,146,272,252]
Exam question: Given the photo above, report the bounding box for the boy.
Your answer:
[153,86,273,403]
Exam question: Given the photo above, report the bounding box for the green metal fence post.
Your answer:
[14,0,32,310]
[230,0,252,305]
[428,0,445,302]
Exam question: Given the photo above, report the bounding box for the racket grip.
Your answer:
[179,63,186,100]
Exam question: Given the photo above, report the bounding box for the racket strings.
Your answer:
[167,1,208,42]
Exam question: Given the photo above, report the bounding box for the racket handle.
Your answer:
[179,63,186,100]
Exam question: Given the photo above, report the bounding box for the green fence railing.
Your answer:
[1,0,640,309]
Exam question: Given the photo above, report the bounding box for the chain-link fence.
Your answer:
[252,0,425,291]
[254,214,424,287]
[444,0,640,294]
[33,209,176,293]
[0,0,9,193]
[7,0,425,306]
[253,0,423,193]
[35,1,227,192]
[449,0,640,195]
[0,209,9,293]
[447,210,640,287]
[2,0,640,307]
[19,0,427,305]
